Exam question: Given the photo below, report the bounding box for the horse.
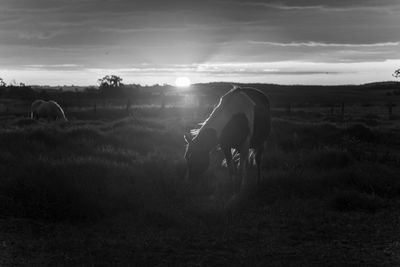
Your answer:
[184,86,271,192]
[31,99,67,121]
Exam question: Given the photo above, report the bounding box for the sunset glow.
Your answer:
[175,77,191,88]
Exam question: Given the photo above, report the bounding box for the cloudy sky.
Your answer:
[0,0,399,86]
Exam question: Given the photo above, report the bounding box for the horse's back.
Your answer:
[31,99,45,110]
[31,99,46,118]
[238,87,270,110]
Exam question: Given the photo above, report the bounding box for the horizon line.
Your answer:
[19,80,400,88]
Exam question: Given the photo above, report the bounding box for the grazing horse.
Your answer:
[31,99,67,121]
[184,87,271,191]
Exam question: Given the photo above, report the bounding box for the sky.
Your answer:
[0,0,399,86]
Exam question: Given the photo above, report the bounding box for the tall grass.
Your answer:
[0,112,399,222]
[0,117,185,221]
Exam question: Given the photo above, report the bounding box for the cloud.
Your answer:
[249,41,400,48]
[0,0,399,85]
[22,64,84,71]
[90,62,347,77]
[222,0,400,11]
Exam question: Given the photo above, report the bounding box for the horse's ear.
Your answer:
[184,133,192,144]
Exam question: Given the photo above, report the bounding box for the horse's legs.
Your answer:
[32,111,38,120]
[222,147,235,183]
[239,139,250,192]
[255,145,264,185]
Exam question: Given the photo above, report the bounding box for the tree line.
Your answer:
[0,75,173,100]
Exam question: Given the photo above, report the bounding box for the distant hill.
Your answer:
[189,81,400,106]
[6,81,399,107]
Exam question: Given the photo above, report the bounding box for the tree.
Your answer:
[98,75,123,88]
[8,79,17,87]
[393,69,400,79]
[0,78,6,87]
[98,75,124,97]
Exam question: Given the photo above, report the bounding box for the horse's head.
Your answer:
[184,135,210,177]
[184,128,218,179]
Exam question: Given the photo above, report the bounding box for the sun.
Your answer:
[175,76,191,88]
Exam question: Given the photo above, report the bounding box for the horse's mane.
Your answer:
[49,101,66,119]
[190,86,241,138]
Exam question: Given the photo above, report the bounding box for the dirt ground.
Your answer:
[1,196,400,266]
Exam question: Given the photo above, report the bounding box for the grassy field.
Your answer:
[1,105,400,266]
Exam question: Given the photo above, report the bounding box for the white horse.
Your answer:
[184,87,271,192]
[31,99,67,121]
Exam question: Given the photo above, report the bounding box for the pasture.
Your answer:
[1,98,400,266]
